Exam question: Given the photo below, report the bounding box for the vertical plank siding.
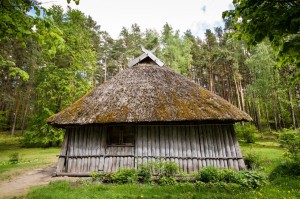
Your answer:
[57,124,245,175]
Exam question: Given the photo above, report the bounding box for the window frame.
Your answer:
[107,125,135,147]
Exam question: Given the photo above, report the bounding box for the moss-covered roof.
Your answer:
[48,63,252,126]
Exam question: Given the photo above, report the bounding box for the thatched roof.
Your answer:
[48,63,251,126]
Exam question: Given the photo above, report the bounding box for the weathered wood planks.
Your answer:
[58,124,245,175]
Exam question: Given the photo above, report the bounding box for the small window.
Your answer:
[107,126,135,146]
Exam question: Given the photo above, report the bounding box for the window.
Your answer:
[107,126,135,146]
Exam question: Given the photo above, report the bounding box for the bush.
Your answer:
[268,129,300,179]
[0,110,9,130]
[149,160,180,177]
[137,165,151,183]
[111,168,138,184]
[157,176,177,185]
[163,161,179,177]
[235,123,258,143]
[197,167,266,189]
[22,110,64,147]
[221,169,238,183]
[8,152,20,164]
[269,158,300,180]
[279,129,300,157]
[21,127,64,147]
[91,171,108,182]
[198,166,222,183]
[243,151,262,170]
[239,170,267,189]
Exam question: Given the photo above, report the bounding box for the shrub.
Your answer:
[221,169,238,183]
[279,129,300,157]
[21,127,64,147]
[198,166,223,183]
[137,165,151,183]
[197,167,266,189]
[91,171,108,182]
[269,158,300,180]
[157,176,177,185]
[149,160,180,177]
[269,129,300,179]
[0,110,9,130]
[22,111,64,147]
[243,150,262,170]
[111,168,138,184]
[239,170,267,189]
[163,161,179,177]
[8,152,20,164]
[235,123,258,143]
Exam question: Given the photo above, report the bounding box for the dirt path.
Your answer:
[0,167,73,199]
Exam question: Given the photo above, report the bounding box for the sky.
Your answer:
[39,0,233,39]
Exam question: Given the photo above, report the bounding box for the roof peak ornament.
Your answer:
[128,45,164,67]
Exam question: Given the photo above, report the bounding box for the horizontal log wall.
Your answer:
[56,124,245,175]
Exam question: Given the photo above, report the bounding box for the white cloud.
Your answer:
[39,0,233,39]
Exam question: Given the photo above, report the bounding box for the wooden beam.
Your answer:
[128,46,164,67]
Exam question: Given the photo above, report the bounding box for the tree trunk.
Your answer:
[256,102,263,132]
[11,97,20,136]
[228,75,233,104]
[21,86,31,135]
[233,75,241,110]
[238,78,245,111]
[263,102,271,132]
[271,99,278,131]
[288,89,297,129]
[221,65,226,99]
[209,64,214,92]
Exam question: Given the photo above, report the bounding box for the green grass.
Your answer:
[26,178,300,199]
[0,131,60,181]
[240,143,284,174]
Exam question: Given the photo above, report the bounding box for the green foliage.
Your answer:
[197,167,267,189]
[0,111,9,130]
[157,176,177,185]
[244,151,262,170]
[238,170,267,189]
[111,168,138,184]
[160,23,193,76]
[91,171,108,182]
[137,165,151,183]
[279,128,300,156]
[235,123,258,143]
[8,152,20,164]
[269,158,300,180]
[269,129,300,179]
[198,166,222,183]
[162,161,179,177]
[223,0,300,68]
[21,126,64,147]
[149,160,180,177]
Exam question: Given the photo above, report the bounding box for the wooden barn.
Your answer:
[48,47,252,176]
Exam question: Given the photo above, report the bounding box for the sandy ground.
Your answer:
[0,167,78,199]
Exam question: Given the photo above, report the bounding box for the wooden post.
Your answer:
[56,129,69,173]
[199,126,206,167]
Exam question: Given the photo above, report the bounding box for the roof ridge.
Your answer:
[128,45,164,67]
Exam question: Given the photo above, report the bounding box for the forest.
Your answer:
[0,0,300,198]
[0,0,299,147]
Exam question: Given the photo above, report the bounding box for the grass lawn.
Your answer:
[26,177,300,199]
[0,131,60,181]
[240,138,284,174]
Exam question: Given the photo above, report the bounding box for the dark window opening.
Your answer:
[107,126,135,146]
